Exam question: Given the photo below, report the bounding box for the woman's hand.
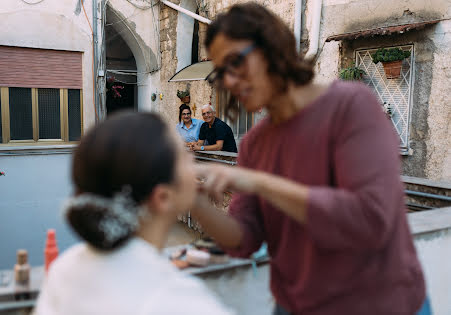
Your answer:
[196,163,309,225]
[195,164,259,203]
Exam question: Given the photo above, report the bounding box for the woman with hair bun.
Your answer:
[34,111,233,315]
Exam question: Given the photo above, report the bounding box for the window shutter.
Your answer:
[0,46,82,89]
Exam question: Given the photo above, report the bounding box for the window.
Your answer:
[356,45,414,151]
[216,90,254,141]
[0,87,82,144]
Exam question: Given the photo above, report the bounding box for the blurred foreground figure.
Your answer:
[34,112,233,315]
[192,3,426,315]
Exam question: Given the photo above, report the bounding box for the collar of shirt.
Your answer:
[178,119,200,131]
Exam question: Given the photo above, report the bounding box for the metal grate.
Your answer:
[68,89,81,141]
[38,89,61,139]
[356,45,414,149]
[9,87,33,140]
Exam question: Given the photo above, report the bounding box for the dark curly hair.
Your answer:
[206,3,314,119]
[178,104,192,123]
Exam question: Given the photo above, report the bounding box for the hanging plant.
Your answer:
[0,171,5,176]
[106,76,124,98]
[177,89,190,104]
[371,48,411,79]
[339,63,366,81]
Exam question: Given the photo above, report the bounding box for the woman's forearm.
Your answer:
[190,204,243,249]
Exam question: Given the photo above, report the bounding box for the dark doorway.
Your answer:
[105,11,138,115]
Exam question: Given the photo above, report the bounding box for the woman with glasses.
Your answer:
[192,3,427,315]
[176,104,204,146]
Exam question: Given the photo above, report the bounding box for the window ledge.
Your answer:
[194,151,238,165]
[408,206,451,235]
[196,150,238,158]
[0,144,77,156]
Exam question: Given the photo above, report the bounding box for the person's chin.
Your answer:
[242,100,261,113]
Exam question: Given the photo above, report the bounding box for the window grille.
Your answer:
[356,45,414,149]
[38,88,61,140]
[68,89,82,141]
[0,88,82,144]
[9,87,33,140]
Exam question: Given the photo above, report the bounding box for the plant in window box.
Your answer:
[371,48,410,79]
[339,63,366,81]
[177,89,190,104]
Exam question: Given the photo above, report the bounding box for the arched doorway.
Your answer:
[105,10,137,114]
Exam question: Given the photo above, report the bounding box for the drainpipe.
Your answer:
[161,0,211,24]
[294,0,302,53]
[92,0,99,120]
[304,0,322,60]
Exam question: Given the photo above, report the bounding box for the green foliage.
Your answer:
[339,64,366,81]
[371,48,411,64]
[177,89,190,99]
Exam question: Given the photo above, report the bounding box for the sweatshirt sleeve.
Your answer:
[224,136,265,258]
[306,84,405,251]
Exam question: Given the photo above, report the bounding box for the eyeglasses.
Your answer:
[206,43,256,86]
[201,111,213,117]
[181,113,191,116]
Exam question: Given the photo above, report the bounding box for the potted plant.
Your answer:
[339,63,366,81]
[371,48,411,79]
[177,89,190,104]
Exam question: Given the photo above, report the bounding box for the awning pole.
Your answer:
[160,0,212,25]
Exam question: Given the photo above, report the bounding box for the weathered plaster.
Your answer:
[426,19,451,181]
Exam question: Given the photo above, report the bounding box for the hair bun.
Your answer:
[64,189,146,250]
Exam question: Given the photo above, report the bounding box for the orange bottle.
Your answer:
[44,229,59,272]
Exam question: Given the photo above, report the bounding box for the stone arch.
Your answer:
[106,4,158,110]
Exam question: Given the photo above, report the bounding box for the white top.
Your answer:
[34,238,234,315]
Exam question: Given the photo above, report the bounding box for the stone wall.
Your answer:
[158,0,296,126]
[158,0,450,181]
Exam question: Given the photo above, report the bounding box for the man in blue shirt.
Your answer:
[191,105,237,153]
[175,104,204,145]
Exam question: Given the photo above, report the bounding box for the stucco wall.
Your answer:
[414,228,451,315]
[426,17,451,181]
[318,0,451,181]
[0,0,96,130]
[0,152,77,269]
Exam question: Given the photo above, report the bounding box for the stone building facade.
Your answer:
[0,0,449,181]
[157,0,451,182]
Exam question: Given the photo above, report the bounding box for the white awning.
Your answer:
[168,61,214,82]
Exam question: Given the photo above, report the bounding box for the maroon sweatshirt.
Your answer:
[226,81,425,314]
